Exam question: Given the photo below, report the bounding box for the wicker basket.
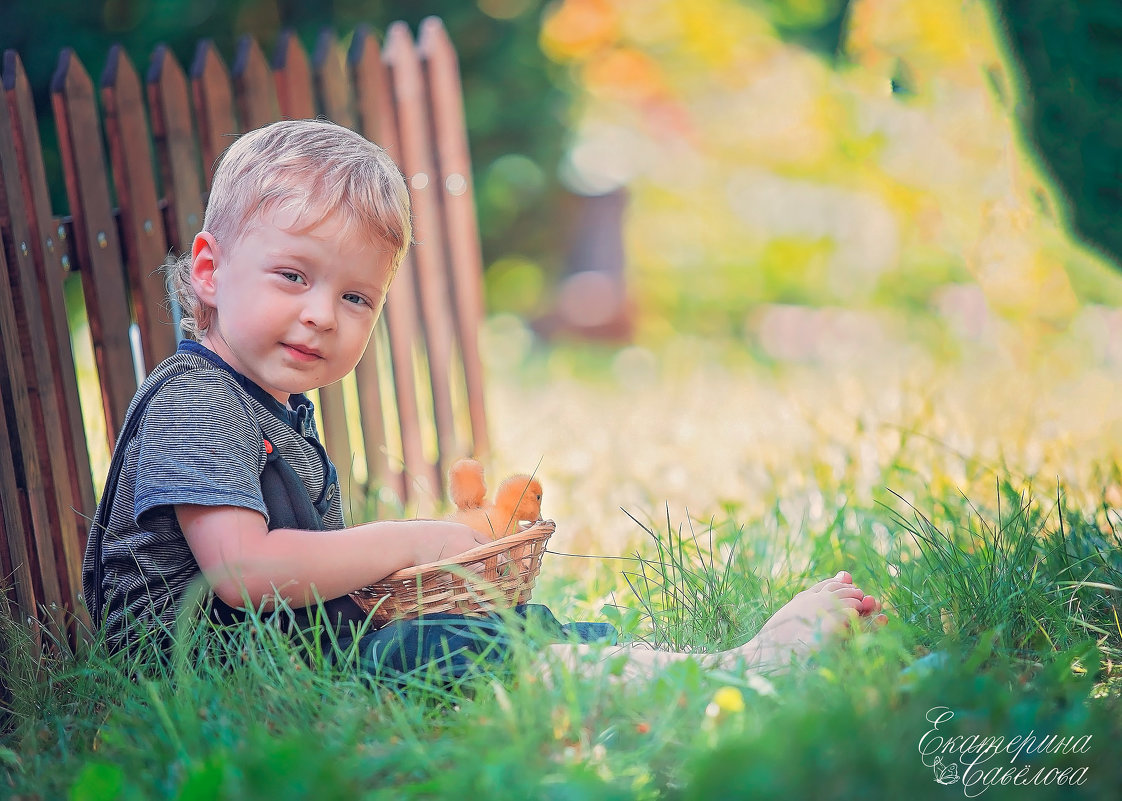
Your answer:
[349,520,555,627]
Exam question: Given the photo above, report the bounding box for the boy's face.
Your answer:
[190,208,394,404]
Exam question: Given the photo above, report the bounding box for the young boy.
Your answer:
[82,118,883,676]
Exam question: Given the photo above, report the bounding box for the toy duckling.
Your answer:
[448,458,543,540]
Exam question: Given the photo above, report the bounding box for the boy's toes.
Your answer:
[830,585,865,601]
[808,571,853,593]
[857,595,884,616]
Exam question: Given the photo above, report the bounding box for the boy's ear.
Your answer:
[190,232,221,304]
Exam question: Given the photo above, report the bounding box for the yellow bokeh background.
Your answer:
[540,0,1122,359]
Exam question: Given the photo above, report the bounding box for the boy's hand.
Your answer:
[411,522,492,567]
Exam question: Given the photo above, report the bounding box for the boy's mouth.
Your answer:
[281,343,323,361]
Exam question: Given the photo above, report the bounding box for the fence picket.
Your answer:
[190,40,238,189]
[0,238,68,641]
[351,26,432,500]
[147,45,206,260]
[50,48,137,442]
[384,22,460,484]
[0,185,83,624]
[419,17,489,459]
[233,36,280,131]
[273,31,315,119]
[2,50,97,565]
[314,30,354,126]
[101,45,178,370]
[0,250,45,650]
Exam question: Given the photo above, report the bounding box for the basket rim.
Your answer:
[372,519,555,581]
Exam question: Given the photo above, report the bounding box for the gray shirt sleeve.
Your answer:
[133,370,270,528]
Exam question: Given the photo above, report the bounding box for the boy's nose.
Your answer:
[300,290,336,330]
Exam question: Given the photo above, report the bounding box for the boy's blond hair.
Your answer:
[167,118,412,340]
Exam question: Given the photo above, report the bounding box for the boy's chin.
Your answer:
[284,371,352,397]
[282,380,328,398]
[273,359,363,397]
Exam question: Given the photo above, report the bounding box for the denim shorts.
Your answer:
[336,604,617,683]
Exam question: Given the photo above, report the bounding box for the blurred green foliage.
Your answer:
[758,0,1122,272]
[991,0,1122,269]
[755,0,853,58]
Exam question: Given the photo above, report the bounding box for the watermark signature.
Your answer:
[919,706,1091,797]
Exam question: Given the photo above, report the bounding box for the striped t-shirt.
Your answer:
[81,340,343,653]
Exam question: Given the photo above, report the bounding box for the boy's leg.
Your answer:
[346,614,510,681]
[544,571,886,682]
[340,606,615,682]
[518,603,618,644]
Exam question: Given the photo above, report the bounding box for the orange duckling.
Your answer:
[448,458,543,540]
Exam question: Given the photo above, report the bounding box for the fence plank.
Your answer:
[273,31,316,119]
[51,48,137,443]
[0,235,68,640]
[314,29,354,126]
[272,31,354,488]
[0,244,45,650]
[418,17,489,459]
[2,62,95,634]
[0,374,21,593]
[3,50,96,568]
[190,39,238,189]
[351,26,431,501]
[232,36,280,131]
[353,328,392,496]
[384,22,460,484]
[147,45,206,261]
[101,45,178,371]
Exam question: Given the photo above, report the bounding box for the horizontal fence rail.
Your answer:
[0,17,489,646]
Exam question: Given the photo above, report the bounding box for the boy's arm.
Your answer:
[176,504,491,609]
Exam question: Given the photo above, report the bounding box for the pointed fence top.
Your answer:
[273,30,315,120]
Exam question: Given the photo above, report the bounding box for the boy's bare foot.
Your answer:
[733,570,887,670]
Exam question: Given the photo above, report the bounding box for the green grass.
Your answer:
[3,474,1121,800]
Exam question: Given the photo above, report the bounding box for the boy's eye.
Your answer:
[343,292,370,307]
[280,271,306,284]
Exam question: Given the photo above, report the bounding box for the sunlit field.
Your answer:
[488,317,1122,559]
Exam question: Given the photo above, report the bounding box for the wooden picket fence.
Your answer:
[0,17,489,646]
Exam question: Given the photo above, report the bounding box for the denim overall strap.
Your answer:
[207,445,367,635]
